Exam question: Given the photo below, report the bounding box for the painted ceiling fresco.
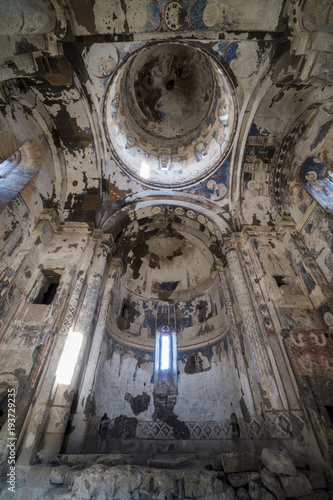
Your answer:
[0,0,332,235]
[103,41,237,189]
[2,0,333,477]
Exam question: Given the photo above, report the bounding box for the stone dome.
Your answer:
[103,41,237,189]
[113,213,219,300]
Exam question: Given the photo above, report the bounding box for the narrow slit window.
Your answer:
[154,325,177,392]
[325,406,333,426]
[161,334,171,370]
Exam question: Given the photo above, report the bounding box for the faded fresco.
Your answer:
[1,0,333,493]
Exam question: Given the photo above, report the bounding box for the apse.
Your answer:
[77,210,244,454]
[2,0,333,493]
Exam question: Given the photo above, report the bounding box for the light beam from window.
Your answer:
[56,330,83,385]
[161,334,171,370]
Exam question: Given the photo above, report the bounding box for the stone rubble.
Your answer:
[15,448,332,500]
[260,467,286,500]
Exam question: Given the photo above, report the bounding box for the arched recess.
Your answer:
[273,101,333,286]
[99,191,232,239]
[73,197,250,455]
[106,201,227,349]
[0,83,67,214]
[1,63,104,222]
[273,102,333,224]
[232,63,333,230]
[0,142,42,212]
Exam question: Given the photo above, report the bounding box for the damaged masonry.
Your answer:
[1,0,333,498]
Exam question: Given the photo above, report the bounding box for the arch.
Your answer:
[272,102,333,222]
[0,143,42,211]
[98,191,232,243]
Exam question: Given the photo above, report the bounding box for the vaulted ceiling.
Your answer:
[0,0,332,242]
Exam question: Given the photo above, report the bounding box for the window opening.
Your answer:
[154,324,177,392]
[33,271,61,305]
[161,334,171,370]
[325,406,333,426]
[0,144,41,212]
[273,275,287,287]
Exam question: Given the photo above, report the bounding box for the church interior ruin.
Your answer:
[1,0,333,498]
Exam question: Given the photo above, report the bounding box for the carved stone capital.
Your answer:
[100,235,116,255]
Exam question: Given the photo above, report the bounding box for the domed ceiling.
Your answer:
[113,212,221,300]
[103,41,237,189]
[108,209,228,351]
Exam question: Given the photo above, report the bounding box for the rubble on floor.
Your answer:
[1,449,332,500]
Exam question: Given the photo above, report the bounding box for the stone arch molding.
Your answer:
[102,194,230,351]
[98,192,232,244]
[273,101,333,223]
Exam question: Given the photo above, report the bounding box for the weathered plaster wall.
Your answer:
[1,72,100,222]
[175,334,243,422]
[85,330,247,454]
[271,103,333,290]
[299,207,333,291]
[0,211,112,470]
[68,0,284,36]
[0,218,92,459]
[232,228,333,469]
[0,0,333,489]
[107,277,228,349]
[238,77,333,231]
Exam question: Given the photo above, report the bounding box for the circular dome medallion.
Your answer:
[103,42,237,189]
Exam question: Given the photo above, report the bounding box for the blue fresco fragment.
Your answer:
[224,43,239,65]
[144,1,162,31]
[249,123,270,137]
[317,301,333,330]
[188,0,207,30]
[155,281,180,292]
[299,264,316,294]
[301,157,333,213]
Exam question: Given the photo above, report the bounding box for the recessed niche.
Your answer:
[273,275,287,287]
[32,271,61,305]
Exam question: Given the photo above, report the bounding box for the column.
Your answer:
[65,260,121,454]
[17,237,110,465]
[39,240,110,461]
[225,245,281,411]
[219,270,260,415]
